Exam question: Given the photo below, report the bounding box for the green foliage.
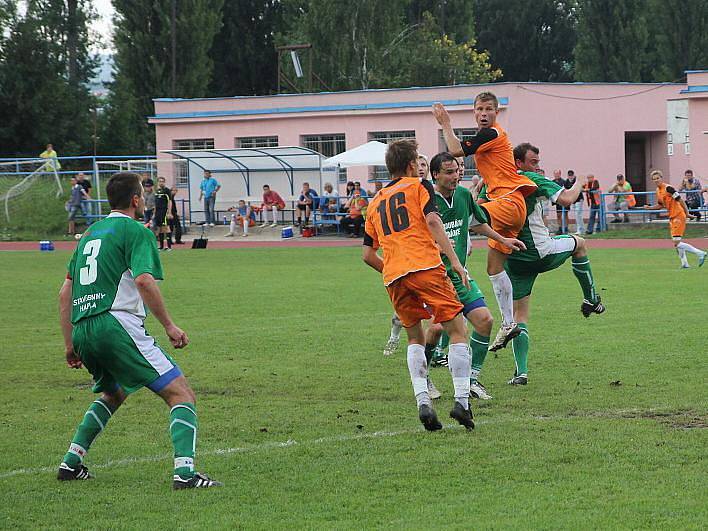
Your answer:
[0,247,706,527]
[474,0,578,81]
[103,0,224,153]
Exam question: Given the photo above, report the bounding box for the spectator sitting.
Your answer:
[226,200,255,237]
[296,182,318,226]
[353,181,367,198]
[341,192,368,238]
[142,178,156,226]
[584,174,602,234]
[681,169,703,221]
[372,181,384,196]
[320,182,339,213]
[39,143,61,172]
[260,184,286,227]
[66,176,87,235]
[608,173,632,223]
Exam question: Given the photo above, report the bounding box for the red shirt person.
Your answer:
[260,184,286,227]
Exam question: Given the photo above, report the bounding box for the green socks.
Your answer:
[511,323,529,376]
[571,256,598,302]
[170,403,198,479]
[470,332,490,383]
[63,398,114,467]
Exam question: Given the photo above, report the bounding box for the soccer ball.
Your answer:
[74,233,82,240]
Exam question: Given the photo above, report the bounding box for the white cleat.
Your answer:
[489,322,521,352]
[383,336,400,356]
[270,222,279,227]
[224,232,234,237]
[427,377,442,399]
[469,381,493,400]
[259,223,269,228]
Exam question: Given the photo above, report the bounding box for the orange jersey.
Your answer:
[656,183,686,219]
[364,177,442,286]
[463,124,537,200]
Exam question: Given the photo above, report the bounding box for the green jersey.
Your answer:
[480,172,563,262]
[435,185,488,269]
[67,212,163,324]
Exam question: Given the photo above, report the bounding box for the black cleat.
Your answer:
[173,472,223,490]
[581,297,606,318]
[449,402,475,430]
[418,404,443,431]
[57,462,92,481]
[507,374,528,385]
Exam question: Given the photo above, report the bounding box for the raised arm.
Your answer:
[432,103,464,157]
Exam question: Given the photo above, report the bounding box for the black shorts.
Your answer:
[153,209,169,227]
[297,203,310,211]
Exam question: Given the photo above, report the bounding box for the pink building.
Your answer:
[150,70,708,205]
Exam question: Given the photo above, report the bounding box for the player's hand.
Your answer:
[502,238,526,252]
[66,347,82,369]
[166,324,189,349]
[432,103,451,126]
[452,261,470,289]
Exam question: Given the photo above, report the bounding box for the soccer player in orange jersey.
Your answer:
[363,139,475,431]
[645,170,706,268]
[433,92,538,351]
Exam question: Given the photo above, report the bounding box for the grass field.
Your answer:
[0,246,706,529]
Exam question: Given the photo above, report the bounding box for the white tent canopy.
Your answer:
[323,141,387,168]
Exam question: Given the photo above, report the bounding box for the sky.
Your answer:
[92,0,115,53]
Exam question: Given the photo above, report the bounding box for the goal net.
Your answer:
[0,159,63,240]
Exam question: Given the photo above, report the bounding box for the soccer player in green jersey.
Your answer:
[426,152,525,399]
[57,172,221,489]
[479,144,605,386]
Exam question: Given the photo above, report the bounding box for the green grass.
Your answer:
[0,247,706,529]
[585,223,708,239]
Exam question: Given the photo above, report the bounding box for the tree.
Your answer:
[474,0,578,82]
[0,0,97,156]
[209,0,284,96]
[103,0,223,154]
[649,0,708,81]
[574,0,649,82]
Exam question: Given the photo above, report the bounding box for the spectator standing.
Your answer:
[169,187,183,244]
[153,177,173,250]
[142,179,156,225]
[566,170,584,235]
[198,170,220,226]
[681,170,703,221]
[340,192,368,237]
[584,174,602,234]
[552,170,568,234]
[260,184,286,227]
[39,143,61,171]
[608,174,632,223]
[320,182,339,213]
[296,182,318,226]
[67,176,87,235]
[76,173,92,218]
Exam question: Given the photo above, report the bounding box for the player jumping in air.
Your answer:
[57,172,221,489]
[433,92,538,352]
[363,139,474,431]
[477,143,604,386]
[425,152,525,400]
[644,170,706,268]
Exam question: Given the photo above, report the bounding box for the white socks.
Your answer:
[677,241,703,256]
[407,344,430,407]
[390,315,402,341]
[489,270,515,325]
[448,343,470,410]
[229,219,237,235]
[242,219,249,235]
[677,247,689,267]
[271,206,278,223]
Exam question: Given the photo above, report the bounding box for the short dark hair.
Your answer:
[567,170,575,176]
[474,91,499,108]
[107,172,142,209]
[263,184,270,189]
[385,139,419,177]
[430,152,458,178]
[685,169,693,175]
[513,143,539,163]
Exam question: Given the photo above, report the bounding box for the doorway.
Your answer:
[625,133,647,205]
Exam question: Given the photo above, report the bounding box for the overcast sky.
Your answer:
[92,0,115,53]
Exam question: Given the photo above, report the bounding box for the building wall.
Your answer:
[151,81,688,195]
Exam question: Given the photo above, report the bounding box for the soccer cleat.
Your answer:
[418,403,443,431]
[469,381,493,400]
[173,472,223,490]
[259,222,269,228]
[270,223,278,227]
[507,374,528,385]
[699,253,706,267]
[383,337,400,357]
[488,323,521,352]
[430,355,448,368]
[427,377,441,399]
[681,264,690,269]
[449,402,475,430]
[581,297,606,318]
[57,462,92,481]
[224,232,234,237]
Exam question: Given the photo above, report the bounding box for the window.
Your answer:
[237,136,279,148]
[172,138,214,187]
[438,129,478,178]
[302,134,347,183]
[368,131,416,180]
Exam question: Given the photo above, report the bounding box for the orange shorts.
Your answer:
[480,192,527,254]
[386,265,463,328]
[670,216,686,239]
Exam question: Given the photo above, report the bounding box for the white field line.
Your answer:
[0,417,516,480]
